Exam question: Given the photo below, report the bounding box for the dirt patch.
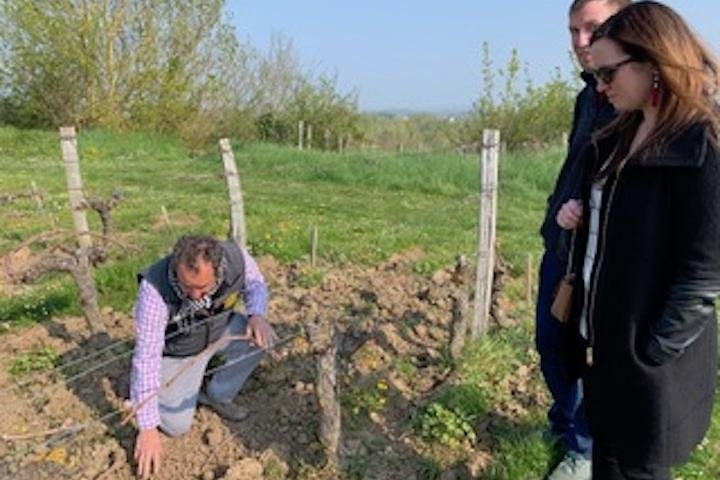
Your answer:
[0,252,536,479]
[0,246,39,295]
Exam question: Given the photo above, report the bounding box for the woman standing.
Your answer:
[556,1,720,478]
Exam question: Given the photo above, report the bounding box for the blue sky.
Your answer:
[226,1,720,113]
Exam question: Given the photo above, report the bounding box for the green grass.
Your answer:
[0,126,557,324]
[676,392,720,479]
[411,321,559,479]
[480,417,558,480]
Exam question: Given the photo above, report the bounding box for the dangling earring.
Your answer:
[651,71,660,107]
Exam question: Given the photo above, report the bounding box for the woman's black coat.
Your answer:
[568,122,720,466]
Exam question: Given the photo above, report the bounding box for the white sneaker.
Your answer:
[547,451,591,480]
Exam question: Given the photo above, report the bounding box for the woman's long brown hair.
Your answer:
[590,1,719,173]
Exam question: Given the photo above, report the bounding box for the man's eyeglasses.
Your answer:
[592,57,635,85]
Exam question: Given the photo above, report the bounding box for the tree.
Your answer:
[0,4,361,149]
[0,1,244,139]
[469,44,578,150]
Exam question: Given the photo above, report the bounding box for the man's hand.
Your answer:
[556,199,583,230]
[242,315,278,349]
[135,428,162,478]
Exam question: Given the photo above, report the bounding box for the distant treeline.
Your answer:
[361,44,580,154]
[0,2,578,151]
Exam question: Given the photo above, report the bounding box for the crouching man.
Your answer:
[130,234,277,478]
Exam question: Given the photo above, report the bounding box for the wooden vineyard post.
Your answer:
[298,121,305,150]
[59,126,104,333]
[306,318,340,466]
[161,205,172,231]
[219,138,247,247]
[160,205,174,249]
[61,127,92,250]
[472,129,500,339]
[30,181,43,211]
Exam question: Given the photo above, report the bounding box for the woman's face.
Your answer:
[590,37,654,112]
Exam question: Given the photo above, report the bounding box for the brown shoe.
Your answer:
[198,391,249,421]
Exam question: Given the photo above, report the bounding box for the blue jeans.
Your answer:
[158,314,262,436]
[536,250,592,457]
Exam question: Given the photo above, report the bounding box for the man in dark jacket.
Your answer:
[537,1,628,479]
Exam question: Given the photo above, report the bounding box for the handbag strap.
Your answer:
[565,229,577,276]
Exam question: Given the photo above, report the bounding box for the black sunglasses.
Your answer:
[592,57,636,84]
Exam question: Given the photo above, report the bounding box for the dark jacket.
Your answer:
[139,240,246,357]
[541,73,615,263]
[568,122,720,466]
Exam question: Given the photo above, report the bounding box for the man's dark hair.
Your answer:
[171,234,223,274]
[569,0,631,15]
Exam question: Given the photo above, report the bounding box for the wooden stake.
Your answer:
[307,124,313,149]
[307,318,340,466]
[60,127,91,250]
[473,129,500,339]
[59,126,104,333]
[218,138,247,247]
[161,205,171,228]
[298,121,305,151]
[30,181,43,211]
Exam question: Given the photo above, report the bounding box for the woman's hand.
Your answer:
[556,199,583,230]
